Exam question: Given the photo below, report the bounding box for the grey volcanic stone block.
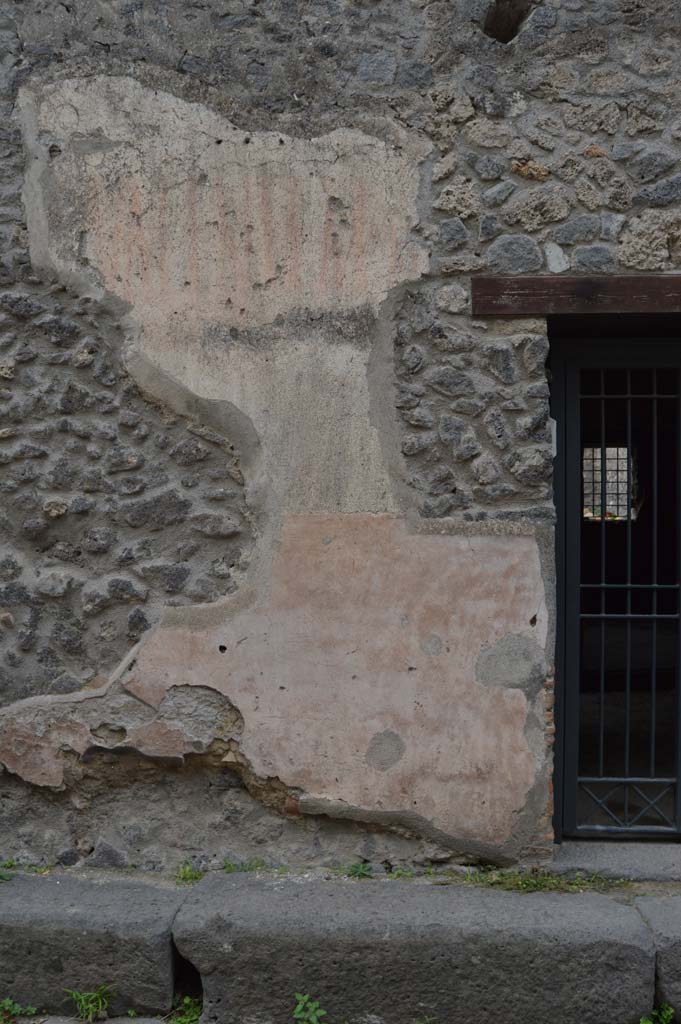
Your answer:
[636,896,681,1013]
[173,877,654,1024]
[0,874,183,1015]
[486,233,543,274]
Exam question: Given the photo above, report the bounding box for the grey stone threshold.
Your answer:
[2,872,681,1024]
[553,840,681,881]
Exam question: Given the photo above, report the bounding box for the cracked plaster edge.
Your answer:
[297,795,518,866]
[5,74,556,860]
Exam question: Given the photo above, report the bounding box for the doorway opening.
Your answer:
[551,317,681,838]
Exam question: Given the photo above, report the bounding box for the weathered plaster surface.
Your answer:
[20,75,430,516]
[22,76,427,326]
[0,2,581,867]
[0,514,548,858]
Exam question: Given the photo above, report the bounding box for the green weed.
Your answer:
[168,996,202,1024]
[0,999,36,1024]
[222,857,266,874]
[387,868,414,880]
[293,994,326,1024]
[346,862,372,880]
[65,985,111,1023]
[641,1006,675,1024]
[0,859,15,883]
[460,867,624,893]
[176,863,204,885]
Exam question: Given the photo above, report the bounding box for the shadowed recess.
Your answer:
[483,0,536,42]
[172,942,203,1002]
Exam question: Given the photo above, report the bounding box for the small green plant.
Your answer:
[0,999,36,1024]
[176,862,204,885]
[168,996,202,1024]
[347,862,372,879]
[293,994,327,1024]
[127,1012,137,1018]
[0,858,15,882]
[222,857,266,874]
[460,866,624,894]
[641,1006,675,1024]
[414,1017,437,1024]
[387,868,414,880]
[65,985,111,1023]
[244,857,266,871]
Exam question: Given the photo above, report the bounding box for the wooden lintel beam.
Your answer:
[471,276,681,317]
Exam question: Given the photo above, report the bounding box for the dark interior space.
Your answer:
[578,367,679,827]
[551,318,681,834]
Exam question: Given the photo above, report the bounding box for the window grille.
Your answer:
[583,446,636,521]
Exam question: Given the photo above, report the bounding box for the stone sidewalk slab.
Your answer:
[636,896,681,1013]
[554,841,681,881]
[174,876,654,1024]
[0,875,183,1016]
[6,873,681,1024]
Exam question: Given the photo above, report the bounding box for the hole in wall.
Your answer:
[482,0,536,42]
[172,941,203,1003]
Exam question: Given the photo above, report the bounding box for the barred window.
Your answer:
[583,446,637,521]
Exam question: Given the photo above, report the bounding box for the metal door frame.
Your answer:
[550,318,681,841]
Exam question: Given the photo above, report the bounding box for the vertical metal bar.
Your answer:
[652,389,658,776]
[551,338,568,841]
[625,372,632,823]
[599,373,607,784]
[601,377,606,606]
[563,362,582,834]
[675,368,681,832]
[599,618,605,776]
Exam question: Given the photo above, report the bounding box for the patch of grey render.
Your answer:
[365,730,406,772]
[0,757,457,873]
[476,633,548,699]
[0,284,252,705]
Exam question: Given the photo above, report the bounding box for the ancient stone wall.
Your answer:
[0,286,251,706]
[1,0,679,872]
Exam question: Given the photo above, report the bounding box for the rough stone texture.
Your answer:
[5,0,681,869]
[395,315,552,518]
[636,896,681,1014]
[174,876,655,1024]
[0,874,181,1014]
[0,758,462,872]
[0,285,251,705]
[0,515,550,865]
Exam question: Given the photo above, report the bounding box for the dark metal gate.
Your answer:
[552,323,681,837]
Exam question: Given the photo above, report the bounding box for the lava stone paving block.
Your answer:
[636,896,681,1014]
[173,877,654,1024]
[0,874,183,1015]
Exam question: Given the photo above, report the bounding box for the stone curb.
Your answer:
[1,874,677,1024]
[0,875,183,1016]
